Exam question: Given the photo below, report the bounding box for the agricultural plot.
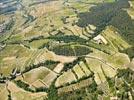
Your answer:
[0,84,8,100]
[53,54,77,63]
[12,92,47,100]
[31,80,46,88]
[0,44,34,76]
[97,82,110,96]
[0,84,6,93]
[84,49,130,84]
[20,67,51,87]
[78,61,91,76]
[85,58,107,84]
[14,61,59,88]
[101,26,131,51]
[33,49,77,64]
[55,70,77,87]
[0,88,8,100]
[33,49,54,65]
[127,58,134,71]
[62,25,80,36]
[53,63,64,74]
[23,50,45,68]
[43,71,57,87]
[73,64,86,79]
[7,81,47,100]
[127,7,134,19]
[88,48,130,68]
[23,29,43,40]
[0,0,134,99]
[58,78,93,94]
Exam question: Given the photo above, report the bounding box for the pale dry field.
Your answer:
[55,69,77,87]
[58,78,93,94]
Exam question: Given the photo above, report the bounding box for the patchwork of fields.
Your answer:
[0,0,134,100]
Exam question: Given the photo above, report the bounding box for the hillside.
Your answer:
[0,0,134,100]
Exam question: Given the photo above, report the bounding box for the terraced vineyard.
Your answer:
[0,0,134,100]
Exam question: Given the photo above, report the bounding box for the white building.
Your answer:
[93,34,108,44]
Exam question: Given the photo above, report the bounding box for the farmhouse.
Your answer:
[128,1,133,7]
[93,34,108,44]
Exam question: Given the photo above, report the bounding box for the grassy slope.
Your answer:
[0,0,134,100]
